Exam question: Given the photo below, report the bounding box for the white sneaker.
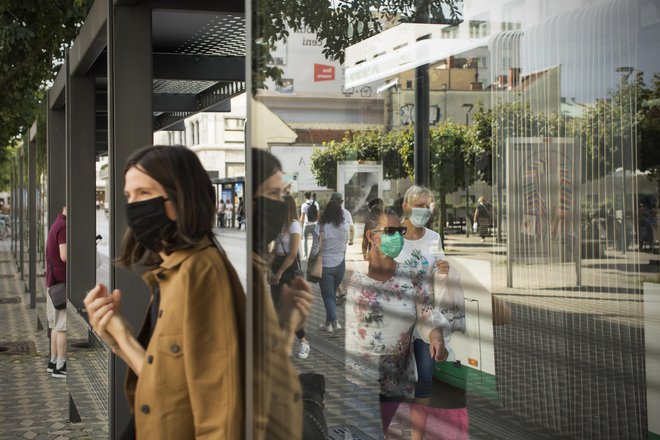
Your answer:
[331,321,342,337]
[319,322,333,333]
[298,341,311,359]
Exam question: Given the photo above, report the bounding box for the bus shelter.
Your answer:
[12,0,245,436]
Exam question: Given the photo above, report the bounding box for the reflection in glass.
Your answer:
[251,0,660,438]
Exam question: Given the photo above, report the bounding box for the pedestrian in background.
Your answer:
[396,186,468,440]
[474,196,491,242]
[45,205,67,379]
[361,197,384,260]
[346,206,449,436]
[300,191,319,258]
[310,200,349,337]
[270,195,311,359]
[236,197,245,229]
[84,145,244,439]
[225,198,234,228]
[217,198,226,227]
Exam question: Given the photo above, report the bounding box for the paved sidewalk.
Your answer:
[0,239,107,440]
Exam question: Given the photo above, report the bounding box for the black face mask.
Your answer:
[253,196,288,253]
[126,196,175,253]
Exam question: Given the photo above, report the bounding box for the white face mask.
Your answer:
[409,207,432,228]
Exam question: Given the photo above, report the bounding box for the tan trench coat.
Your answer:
[125,237,244,439]
[252,254,303,440]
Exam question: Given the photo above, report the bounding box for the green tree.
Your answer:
[639,72,660,191]
[310,120,485,236]
[252,0,462,89]
[0,0,92,178]
[310,128,413,189]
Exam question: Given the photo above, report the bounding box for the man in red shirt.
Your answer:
[45,206,67,378]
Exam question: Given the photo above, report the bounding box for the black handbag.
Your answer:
[49,283,66,310]
[48,259,66,310]
[306,225,323,283]
[270,234,302,285]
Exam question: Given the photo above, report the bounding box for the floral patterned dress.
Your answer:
[345,265,446,399]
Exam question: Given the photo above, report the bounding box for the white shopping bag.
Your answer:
[434,267,466,335]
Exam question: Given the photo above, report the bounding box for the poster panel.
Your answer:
[506,137,580,265]
[337,161,383,222]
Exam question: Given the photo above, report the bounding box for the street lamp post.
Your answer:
[463,103,474,237]
[616,66,634,254]
[441,83,448,121]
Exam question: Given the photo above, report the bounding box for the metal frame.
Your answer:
[35,1,247,436]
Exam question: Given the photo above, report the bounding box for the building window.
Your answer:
[225,118,246,131]
[441,25,459,39]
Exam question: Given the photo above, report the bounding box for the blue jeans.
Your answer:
[319,260,345,322]
[413,339,436,398]
[303,224,315,256]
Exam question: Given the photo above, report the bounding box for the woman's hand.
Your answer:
[275,277,313,354]
[290,277,313,323]
[436,259,450,275]
[271,271,282,286]
[84,284,125,349]
[428,328,449,362]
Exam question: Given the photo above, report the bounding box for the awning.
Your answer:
[250,98,298,148]
[344,24,488,89]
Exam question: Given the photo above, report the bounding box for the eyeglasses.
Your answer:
[372,226,407,236]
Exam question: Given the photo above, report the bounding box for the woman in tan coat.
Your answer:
[252,149,313,439]
[84,145,244,439]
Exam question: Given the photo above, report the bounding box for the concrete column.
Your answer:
[108,4,153,437]
[47,96,67,227]
[11,163,16,255]
[19,149,24,279]
[28,124,37,308]
[66,68,97,311]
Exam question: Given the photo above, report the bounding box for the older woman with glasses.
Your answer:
[345,206,450,436]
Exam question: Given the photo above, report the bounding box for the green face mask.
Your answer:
[379,232,404,259]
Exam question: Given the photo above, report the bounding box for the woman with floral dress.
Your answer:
[345,206,450,435]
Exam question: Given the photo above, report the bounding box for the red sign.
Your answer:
[314,64,335,82]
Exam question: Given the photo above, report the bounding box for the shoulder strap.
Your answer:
[277,232,286,255]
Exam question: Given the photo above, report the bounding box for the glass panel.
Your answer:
[250,0,660,438]
[96,156,110,288]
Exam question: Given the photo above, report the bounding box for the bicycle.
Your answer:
[0,214,11,240]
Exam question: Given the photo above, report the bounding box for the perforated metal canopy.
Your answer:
[48,0,246,154]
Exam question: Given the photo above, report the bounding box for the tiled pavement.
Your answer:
[0,240,107,440]
[1,230,655,439]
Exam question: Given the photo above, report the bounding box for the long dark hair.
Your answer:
[253,148,282,192]
[283,194,297,226]
[319,200,344,227]
[252,149,283,255]
[118,145,215,266]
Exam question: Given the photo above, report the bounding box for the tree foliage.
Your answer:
[252,0,462,89]
[310,128,413,189]
[310,118,492,195]
[638,73,660,187]
[0,0,91,166]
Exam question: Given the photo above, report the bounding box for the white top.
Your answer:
[342,208,354,225]
[274,220,302,255]
[301,199,320,227]
[394,227,445,340]
[395,228,444,290]
[310,221,349,267]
